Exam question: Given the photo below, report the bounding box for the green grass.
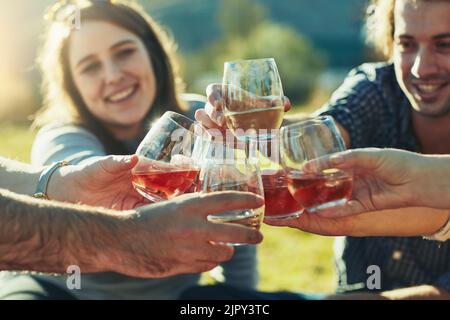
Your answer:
[0,123,36,162]
[0,123,336,294]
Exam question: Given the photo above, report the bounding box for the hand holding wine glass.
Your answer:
[300,148,450,217]
[195,59,292,134]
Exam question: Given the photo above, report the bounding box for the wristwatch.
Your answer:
[33,160,69,200]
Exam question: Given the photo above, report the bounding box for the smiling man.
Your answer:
[195,0,450,300]
[305,0,450,299]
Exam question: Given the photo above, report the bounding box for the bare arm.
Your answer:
[0,188,129,274]
[266,206,450,238]
[0,188,263,278]
[380,285,450,300]
[328,285,450,300]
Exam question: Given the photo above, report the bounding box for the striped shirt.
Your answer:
[315,62,450,293]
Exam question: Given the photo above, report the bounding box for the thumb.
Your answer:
[303,149,380,173]
[101,154,139,173]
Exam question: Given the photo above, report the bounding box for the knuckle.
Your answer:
[221,247,234,261]
[198,262,217,273]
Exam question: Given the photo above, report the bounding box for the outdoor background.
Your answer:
[0,0,379,293]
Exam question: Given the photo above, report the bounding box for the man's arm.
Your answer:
[0,187,263,278]
[327,285,450,300]
[380,285,450,300]
[0,188,129,274]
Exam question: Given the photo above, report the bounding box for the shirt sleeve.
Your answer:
[31,124,107,166]
[219,245,258,290]
[313,66,387,148]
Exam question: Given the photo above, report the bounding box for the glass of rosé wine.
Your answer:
[222,58,285,140]
[280,116,353,212]
[247,135,303,220]
[132,111,207,202]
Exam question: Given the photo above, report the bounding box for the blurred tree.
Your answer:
[219,23,325,103]
[181,0,326,104]
[218,0,267,39]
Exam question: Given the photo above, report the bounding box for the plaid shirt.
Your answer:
[315,62,450,293]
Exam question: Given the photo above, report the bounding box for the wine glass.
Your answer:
[222,58,285,140]
[280,116,353,212]
[247,135,303,220]
[132,111,206,202]
[199,139,265,245]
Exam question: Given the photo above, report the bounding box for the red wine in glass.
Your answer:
[286,170,353,212]
[132,159,199,202]
[261,169,303,219]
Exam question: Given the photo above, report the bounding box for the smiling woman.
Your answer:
[68,21,158,140]
[33,0,187,155]
[0,0,259,301]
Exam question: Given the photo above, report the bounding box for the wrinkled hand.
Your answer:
[48,155,147,210]
[195,83,292,131]
[107,191,264,278]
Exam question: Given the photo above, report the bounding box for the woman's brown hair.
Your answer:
[35,0,187,154]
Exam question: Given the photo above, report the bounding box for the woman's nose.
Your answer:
[104,61,123,84]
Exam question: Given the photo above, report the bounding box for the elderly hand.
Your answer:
[105,191,264,278]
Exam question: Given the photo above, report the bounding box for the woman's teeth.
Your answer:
[108,86,136,102]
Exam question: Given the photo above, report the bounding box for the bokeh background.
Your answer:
[0,0,377,294]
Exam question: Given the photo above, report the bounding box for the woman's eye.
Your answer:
[82,62,101,74]
[116,48,136,59]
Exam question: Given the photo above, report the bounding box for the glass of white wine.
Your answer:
[199,139,265,246]
[222,58,285,140]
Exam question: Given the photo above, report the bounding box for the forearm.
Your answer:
[380,285,450,300]
[349,207,450,237]
[329,285,450,300]
[0,157,43,196]
[0,188,132,274]
[417,155,450,209]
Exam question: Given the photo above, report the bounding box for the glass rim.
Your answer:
[280,115,334,135]
[224,57,276,66]
[161,111,204,134]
